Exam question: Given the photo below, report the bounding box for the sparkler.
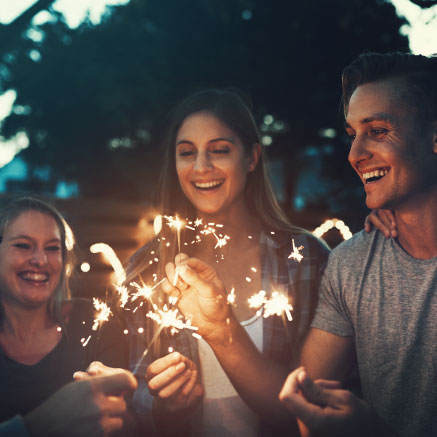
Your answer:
[90,243,126,285]
[263,292,293,321]
[92,298,113,331]
[248,290,293,321]
[288,239,304,263]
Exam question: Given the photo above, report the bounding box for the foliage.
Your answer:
[0,0,408,213]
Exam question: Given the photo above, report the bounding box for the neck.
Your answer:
[394,190,437,259]
[1,300,52,341]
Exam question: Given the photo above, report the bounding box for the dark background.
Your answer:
[0,0,430,292]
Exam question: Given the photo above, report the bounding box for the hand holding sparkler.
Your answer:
[147,352,203,425]
[162,254,231,342]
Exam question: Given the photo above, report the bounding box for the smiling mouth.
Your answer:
[362,168,389,184]
[192,179,224,190]
[18,271,49,285]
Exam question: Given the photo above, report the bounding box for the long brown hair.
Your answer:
[126,88,305,284]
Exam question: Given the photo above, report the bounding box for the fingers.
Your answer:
[279,367,303,402]
[178,264,219,299]
[92,370,138,396]
[147,352,183,379]
[147,355,188,396]
[365,209,397,238]
[73,371,90,381]
[379,209,397,238]
[101,416,124,436]
[365,210,390,238]
[314,379,343,389]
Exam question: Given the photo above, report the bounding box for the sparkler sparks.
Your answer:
[92,298,113,331]
[288,239,304,263]
[227,287,236,305]
[263,292,293,321]
[114,285,129,308]
[147,304,198,335]
[248,290,293,321]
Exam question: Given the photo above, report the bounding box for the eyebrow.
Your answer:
[9,235,61,244]
[176,137,236,146]
[345,113,394,129]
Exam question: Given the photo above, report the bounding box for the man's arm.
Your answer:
[301,328,355,381]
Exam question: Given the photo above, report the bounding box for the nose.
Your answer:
[348,135,372,168]
[30,248,48,267]
[194,151,213,173]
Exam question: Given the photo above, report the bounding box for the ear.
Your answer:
[432,121,437,154]
[248,143,261,172]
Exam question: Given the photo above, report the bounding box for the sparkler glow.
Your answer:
[90,243,126,285]
[288,239,304,263]
[92,298,113,331]
[263,291,293,321]
[147,304,198,335]
[227,287,236,305]
[114,285,129,308]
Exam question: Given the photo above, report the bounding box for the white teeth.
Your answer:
[21,272,48,282]
[362,168,388,181]
[194,180,223,188]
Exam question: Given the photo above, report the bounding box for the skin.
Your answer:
[147,112,297,431]
[175,111,259,222]
[279,79,437,434]
[0,211,63,365]
[25,370,137,437]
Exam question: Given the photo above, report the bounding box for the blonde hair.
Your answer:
[0,195,75,327]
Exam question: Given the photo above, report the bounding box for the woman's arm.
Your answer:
[161,254,299,432]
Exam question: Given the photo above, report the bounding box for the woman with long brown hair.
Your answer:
[126,89,330,436]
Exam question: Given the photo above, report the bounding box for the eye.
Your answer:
[369,128,388,136]
[14,243,31,250]
[46,245,61,252]
[211,147,230,155]
[177,149,195,158]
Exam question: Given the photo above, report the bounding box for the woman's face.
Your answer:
[175,112,258,217]
[0,210,63,309]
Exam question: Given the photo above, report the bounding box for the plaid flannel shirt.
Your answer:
[128,229,329,435]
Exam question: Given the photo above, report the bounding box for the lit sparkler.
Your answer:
[114,285,129,308]
[90,243,126,285]
[288,239,304,263]
[227,287,236,305]
[263,291,293,321]
[147,304,198,336]
[92,298,113,331]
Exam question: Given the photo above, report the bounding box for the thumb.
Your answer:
[92,370,138,396]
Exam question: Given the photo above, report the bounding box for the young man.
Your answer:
[279,52,437,437]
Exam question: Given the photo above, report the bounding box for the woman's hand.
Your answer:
[162,253,231,342]
[73,361,124,381]
[147,352,203,421]
[364,209,397,238]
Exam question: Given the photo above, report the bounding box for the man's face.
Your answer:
[346,79,437,211]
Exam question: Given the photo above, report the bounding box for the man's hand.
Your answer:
[279,367,378,437]
[162,253,231,342]
[25,370,137,437]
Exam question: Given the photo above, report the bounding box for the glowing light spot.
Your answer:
[138,327,144,334]
[90,243,125,285]
[80,262,91,273]
[154,215,163,235]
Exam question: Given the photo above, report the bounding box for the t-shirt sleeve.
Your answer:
[311,256,353,337]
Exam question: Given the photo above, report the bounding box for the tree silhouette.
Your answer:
[1,0,408,217]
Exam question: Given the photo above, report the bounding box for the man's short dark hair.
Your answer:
[342,52,437,121]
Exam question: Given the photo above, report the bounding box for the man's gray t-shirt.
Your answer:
[312,229,437,437]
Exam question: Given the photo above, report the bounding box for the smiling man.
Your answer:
[279,52,437,437]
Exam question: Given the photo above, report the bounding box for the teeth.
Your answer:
[194,180,223,189]
[21,272,48,282]
[362,168,388,181]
